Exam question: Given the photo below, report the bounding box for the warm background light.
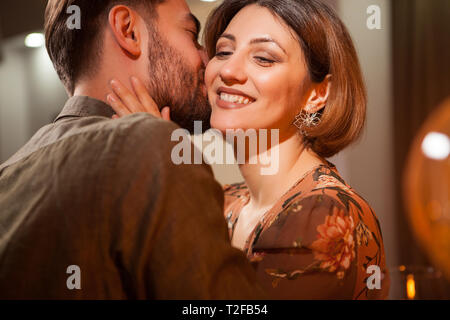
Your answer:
[24,33,45,48]
[404,98,450,282]
[406,274,416,299]
[421,132,450,160]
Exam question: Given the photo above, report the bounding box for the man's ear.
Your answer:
[108,5,142,57]
[304,74,332,113]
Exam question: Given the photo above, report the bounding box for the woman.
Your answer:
[108,0,390,299]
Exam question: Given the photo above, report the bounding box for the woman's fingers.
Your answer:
[110,79,143,114]
[161,107,171,121]
[107,93,131,117]
[107,77,170,121]
[130,77,161,115]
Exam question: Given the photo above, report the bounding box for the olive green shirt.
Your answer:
[0,96,263,299]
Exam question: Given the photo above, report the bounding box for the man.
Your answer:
[0,0,264,299]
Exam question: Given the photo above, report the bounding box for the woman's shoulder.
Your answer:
[254,163,384,260]
[308,165,383,235]
[271,187,382,251]
[297,163,377,220]
[276,164,383,240]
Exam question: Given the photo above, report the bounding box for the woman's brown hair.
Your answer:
[204,0,367,158]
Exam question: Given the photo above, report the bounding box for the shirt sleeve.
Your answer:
[249,193,359,299]
[105,115,265,299]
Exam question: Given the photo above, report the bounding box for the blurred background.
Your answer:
[0,0,449,299]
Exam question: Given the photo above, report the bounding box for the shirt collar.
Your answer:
[54,96,115,123]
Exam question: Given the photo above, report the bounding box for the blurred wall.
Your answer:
[0,35,67,163]
[337,0,399,272]
[0,38,30,163]
[25,42,68,135]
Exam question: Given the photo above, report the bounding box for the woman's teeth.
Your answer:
[220,93,251,105]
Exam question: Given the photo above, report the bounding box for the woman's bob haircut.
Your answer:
[204,0,367,158]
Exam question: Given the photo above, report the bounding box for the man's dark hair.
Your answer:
[45,0,163,95]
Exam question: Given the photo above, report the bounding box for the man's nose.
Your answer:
[219,53,247,85]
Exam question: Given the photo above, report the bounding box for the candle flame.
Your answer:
[406,274,416,299]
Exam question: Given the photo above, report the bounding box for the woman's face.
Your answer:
[205,4,310,136]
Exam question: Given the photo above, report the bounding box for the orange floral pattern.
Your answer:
[311,206,356,279]
[355,221,373,246]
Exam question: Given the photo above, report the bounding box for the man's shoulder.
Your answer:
[93,113,180,143]
[102,114,185,164]
[0,113,179,173]
[98,113,181,161]
[51,112,181,159]
[70,113,183,170]
[53,112,179,147]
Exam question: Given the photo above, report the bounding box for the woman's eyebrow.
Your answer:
[250,36,287,54]
[219,33,235,41]
[218,33,287,54]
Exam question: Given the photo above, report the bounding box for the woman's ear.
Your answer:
[304,74,332,113]
[108,5,142,57]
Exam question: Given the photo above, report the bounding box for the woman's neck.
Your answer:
[238,133,327,211]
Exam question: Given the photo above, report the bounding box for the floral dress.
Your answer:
[224,162,390,299]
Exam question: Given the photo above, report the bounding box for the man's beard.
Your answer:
[145,25,211,133]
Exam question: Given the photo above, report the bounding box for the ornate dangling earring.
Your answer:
[293,105,321,136]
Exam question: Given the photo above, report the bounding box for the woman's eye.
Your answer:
[215,51,232,58]
[255,56,275,65]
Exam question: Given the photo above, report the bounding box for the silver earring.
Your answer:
[293,108,321,136]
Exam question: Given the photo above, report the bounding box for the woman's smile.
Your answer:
[216,86,256,110]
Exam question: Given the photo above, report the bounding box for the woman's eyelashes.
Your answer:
[214,50,278,66]
[254,55,276,66]
[215,50,233,58]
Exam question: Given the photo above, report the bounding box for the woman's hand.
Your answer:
[107,77,171,121]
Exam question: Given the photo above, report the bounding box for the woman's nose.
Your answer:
[219,54,247,85]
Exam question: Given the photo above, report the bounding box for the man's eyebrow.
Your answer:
[219,33,287,55]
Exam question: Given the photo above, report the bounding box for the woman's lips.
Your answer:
[215,87,256,110]
[216,95,254,110]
